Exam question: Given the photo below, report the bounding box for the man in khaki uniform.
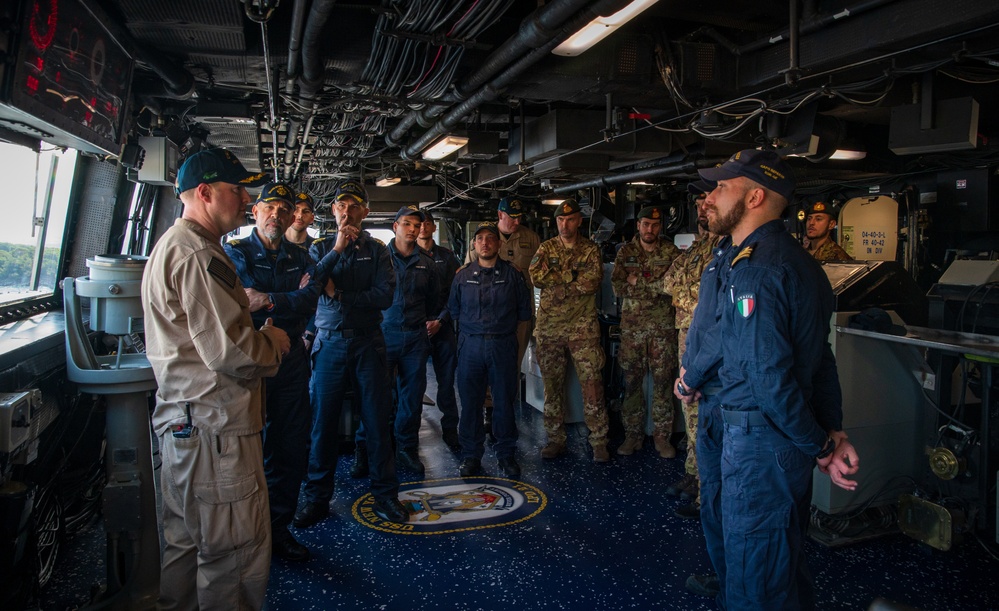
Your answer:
[529,198,610,462]
[143,149,290,610]
[611,205,681,459]
[804,201,852,261]
[663,181,722,519]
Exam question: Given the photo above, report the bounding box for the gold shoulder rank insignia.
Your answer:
[731,245,754,267]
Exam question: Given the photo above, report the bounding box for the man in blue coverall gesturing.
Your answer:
[448,222,532,477]
[675,149,860,610]
[225,182,320,562]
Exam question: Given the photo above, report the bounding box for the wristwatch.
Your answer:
[815,436,835,460]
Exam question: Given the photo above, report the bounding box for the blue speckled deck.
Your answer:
[39,388,999,610]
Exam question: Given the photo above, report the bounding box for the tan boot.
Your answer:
[616,434,644,456]
[540,442,566,459]
[592,444,610,463]
[654,434,676,458]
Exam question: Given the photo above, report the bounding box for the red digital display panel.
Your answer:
[1,0,133,154]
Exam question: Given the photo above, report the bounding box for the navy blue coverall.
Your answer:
[709,219,843,610]
[447,259,531,461]
[224,231,320,535]
[303,232,399,503]
[425,243,461,433]
[355,240,440,452]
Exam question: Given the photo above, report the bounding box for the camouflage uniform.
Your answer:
[529,236,608,449]
[611,236,681,440]
[663,233,721,481]
[809,239,852,261]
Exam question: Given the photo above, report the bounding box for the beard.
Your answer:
[697,217,709,232]
[708,195,746,236]
[261,222,284,241]
[640,233,658,245]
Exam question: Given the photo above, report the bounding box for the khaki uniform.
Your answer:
[143,218,284,610]
[809,239,852,261]
[611,237,681,439]
[662,232,721,482]
[468,225,541,364]
[529,236,608,448]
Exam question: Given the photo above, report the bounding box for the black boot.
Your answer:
[350,444,368,478]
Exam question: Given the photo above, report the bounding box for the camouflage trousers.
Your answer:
[619,327,677,438]
[677,326,699,478]
[534,335,608,447]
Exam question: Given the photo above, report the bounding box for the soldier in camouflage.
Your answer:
[804,201,852,261]
[529,198,610,462]
[662,181,722,519]
[611,205,681,459]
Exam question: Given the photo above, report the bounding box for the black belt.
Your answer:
[720,408,768,427]
[383,323,425,333]
[700,384,722,397]
[317,326,380,339]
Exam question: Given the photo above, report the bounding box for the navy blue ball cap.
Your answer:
[296,191,315,211]
[474,221,500,239]
[335,180,368,204]
[257,182,296,206]
[498,197,525,217]
[174,149,267,196]
[394,205,425,222]
[554,198,581,218]
[687,179,714,196]
[422,209,436,223]
[698,149,795,202]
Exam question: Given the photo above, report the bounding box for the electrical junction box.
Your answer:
[0,390,40,453]
[138,136,179,186]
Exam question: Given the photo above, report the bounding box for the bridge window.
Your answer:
[0,142,77,310]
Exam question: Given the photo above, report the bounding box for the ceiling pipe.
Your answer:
[385,0,626,148]
[285,0,310,95]
[399,0,636,160]
[552,157,728,194]
[299,0,338,103]
[737,0,898,55]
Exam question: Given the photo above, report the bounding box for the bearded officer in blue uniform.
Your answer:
[224,182,321,562]
[678,149,860,609]
[448,222,532,477]
[294,180,408,527]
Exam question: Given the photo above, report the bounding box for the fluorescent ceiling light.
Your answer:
[829,149,867,161]
[542,198,565,206]
[422,135,469,160]
[375,176,402,187]
[552,0,659,57]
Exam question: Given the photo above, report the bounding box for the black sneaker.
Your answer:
[350,445,369,478]
[498,457,521,478]
[685,573,720,598]
[372,497,408,522]
[272,529,311,562]
[666,473,695,497]
[293,502,330,529]
[459,457,482,477]
[396,448,426,475]
[442,428,460,452]
[674,501,701,520]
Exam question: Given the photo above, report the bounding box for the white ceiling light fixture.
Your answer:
[375,175,402,187]
[422,134,470,160]
[552,0,660,57]
[829,149,867,161]
[542,198,565,206]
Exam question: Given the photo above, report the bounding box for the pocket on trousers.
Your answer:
[775,444,813,473]
[193,473,263,557]
[726,506,793,600]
